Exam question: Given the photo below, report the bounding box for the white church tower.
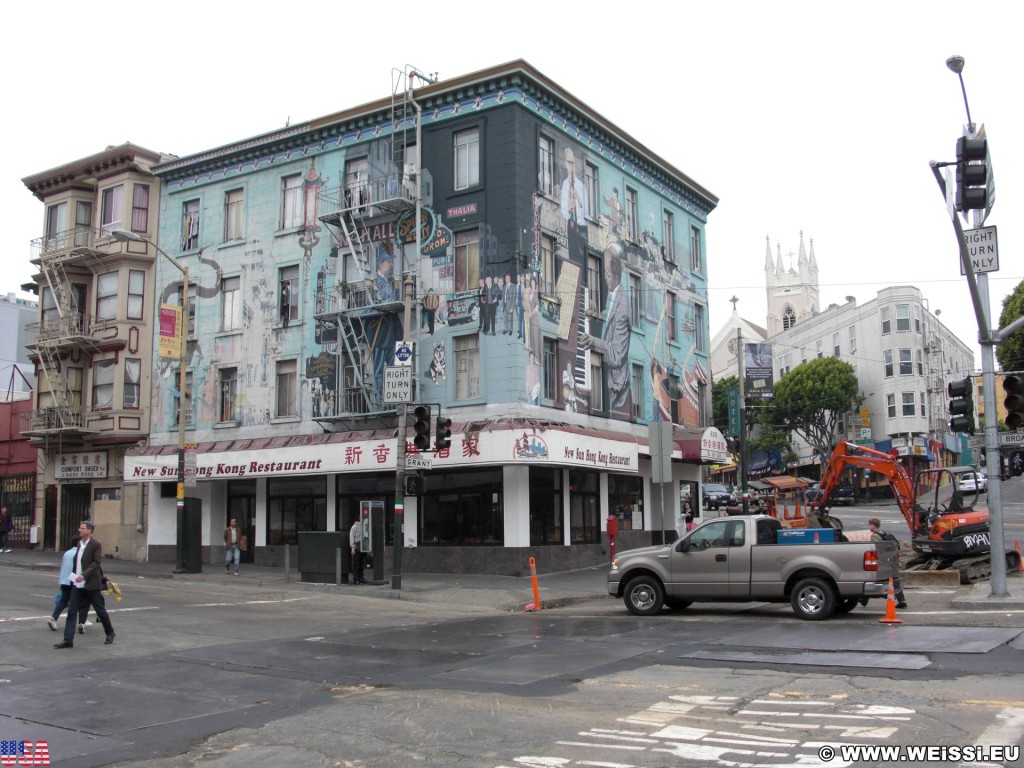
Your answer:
[765,231,820,337]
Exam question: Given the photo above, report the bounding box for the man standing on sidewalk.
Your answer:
[224,518,246,575]
[54,521,115,648]
[349,518,366,584]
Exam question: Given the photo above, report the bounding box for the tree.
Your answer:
[996,279,1024,372]
[713,374,792,467]
[711,375,738,433]
[768,357,861,470]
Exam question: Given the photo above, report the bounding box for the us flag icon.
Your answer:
[0,740,50,766]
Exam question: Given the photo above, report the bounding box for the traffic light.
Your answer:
[412,405,431,451]
[405,474,425,495]
[948,377,975,434]
[955,136,988,212]
[1003,375,1024,430]
[435,415,452,450]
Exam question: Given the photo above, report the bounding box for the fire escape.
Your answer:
[22,225,115,439]
[314,67,433,424]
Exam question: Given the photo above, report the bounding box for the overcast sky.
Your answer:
[4,1,1021,369]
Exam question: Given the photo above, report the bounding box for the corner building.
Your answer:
[125,61,719,574]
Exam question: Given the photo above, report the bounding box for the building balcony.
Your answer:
[317,170,433,227]
[314,279,404,321]
[20,405,147,440]
[25,313,102,349]
[29,226,125,268]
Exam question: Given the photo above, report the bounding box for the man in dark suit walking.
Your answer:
[55,520,115,648]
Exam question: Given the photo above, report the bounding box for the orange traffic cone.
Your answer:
[879,578,903,625]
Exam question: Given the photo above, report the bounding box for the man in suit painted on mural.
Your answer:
[581,241,632,419]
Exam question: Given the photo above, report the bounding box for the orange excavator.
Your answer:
[810,441,1020,582]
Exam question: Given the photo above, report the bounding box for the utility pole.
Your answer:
[736,327,749,513]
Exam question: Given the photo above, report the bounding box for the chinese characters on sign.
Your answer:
[54,453,108,480]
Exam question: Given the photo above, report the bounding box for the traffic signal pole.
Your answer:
[930,160,1008,597]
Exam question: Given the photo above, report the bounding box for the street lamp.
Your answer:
[111,230,190,529]
[945,55,975,134]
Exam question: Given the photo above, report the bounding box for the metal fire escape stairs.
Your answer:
[314,66,431,425]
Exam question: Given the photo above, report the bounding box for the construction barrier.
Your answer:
[524,556,541,612]
[879,577,903,625]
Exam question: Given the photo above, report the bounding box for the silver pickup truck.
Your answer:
[607,515,900,620]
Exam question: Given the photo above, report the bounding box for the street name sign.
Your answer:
[968,435,985,450]
[383,366,412,403]
[999,431,1024,447]
[960,226,999,275]
[406,454,433,470]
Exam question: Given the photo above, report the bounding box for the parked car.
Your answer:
[806,483,856,506]
[608,515,901,620]
[957,471,987,493]
[701,483,735,510]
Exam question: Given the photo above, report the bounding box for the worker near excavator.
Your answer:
[868,517,907,609]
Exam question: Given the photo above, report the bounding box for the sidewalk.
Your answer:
[0,548,610,613]
[4,547,1022,612]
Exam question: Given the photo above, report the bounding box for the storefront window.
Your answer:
[568,470,600,543]
[608,474,644,530]
[530,467,563,545]
[419,469,503,545]
[267,475,327,545]
[336,474,395,546]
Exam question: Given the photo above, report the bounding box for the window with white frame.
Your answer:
[590,352,604,412]
[899,348,913,375]
[884,350,894,378]
[916,349,924,375]
[902,392,915,416]
[667,293,677,341]
[817,339,823,358]
[540,234,556,294]
[881,307,891,334]
[921,391,927,419]
[127,269,145,320]
[694,304,706,352]
[542,338,557,401]
[344,157,369,209]
[454,128,480,191]
[887,393,896,418]
[66,367,83,410]
[663,210,675,265]
[454,229,480,294]
[219,367,238,422]
[92,359,115,410]
[181,199,200,251]
[131,184,149,233]
[281,174,303,229]
[224,188,244,241]
[46,202,67,243]
[100,185,123,234]
[586,253,602,314]
[896,304,910,332]
[625,187,638,241]
[913,304,921,332]
[96,271,118,321]
[628,272,641,327]
[631,364,644,419]
[584,163,598,221]
[690,225,702,273]
[783,306,796,330]
[276,359,297,417]
[849,325,857,353]
[279,265,299,325]
[75,201,92,247]
[222,276,241,331]
[124,358,141,409]
[832,332,840,356]
[176,283,196,337]
[668,373,681,423]
[455,334,480,399]
[538,135,556,196]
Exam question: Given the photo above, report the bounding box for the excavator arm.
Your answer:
[813,441,921,536]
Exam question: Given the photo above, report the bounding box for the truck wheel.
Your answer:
[791,577,836,620]
[623,575,665,616]
[664,597,692,611]
[834,597,859,614]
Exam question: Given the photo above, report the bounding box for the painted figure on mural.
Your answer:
[501,273,517,336]
[581,241,632,418]
[524,275,542,364]
[477,278,487,333]
[487,275,501,336]
[560,147,589,268]
[369,250,401,394]
[421,288,439,335]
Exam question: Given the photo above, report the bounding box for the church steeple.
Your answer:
[797,229,808,272]
[809,237,818,278]
[776,242,784,276]
[764,235,773,273]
